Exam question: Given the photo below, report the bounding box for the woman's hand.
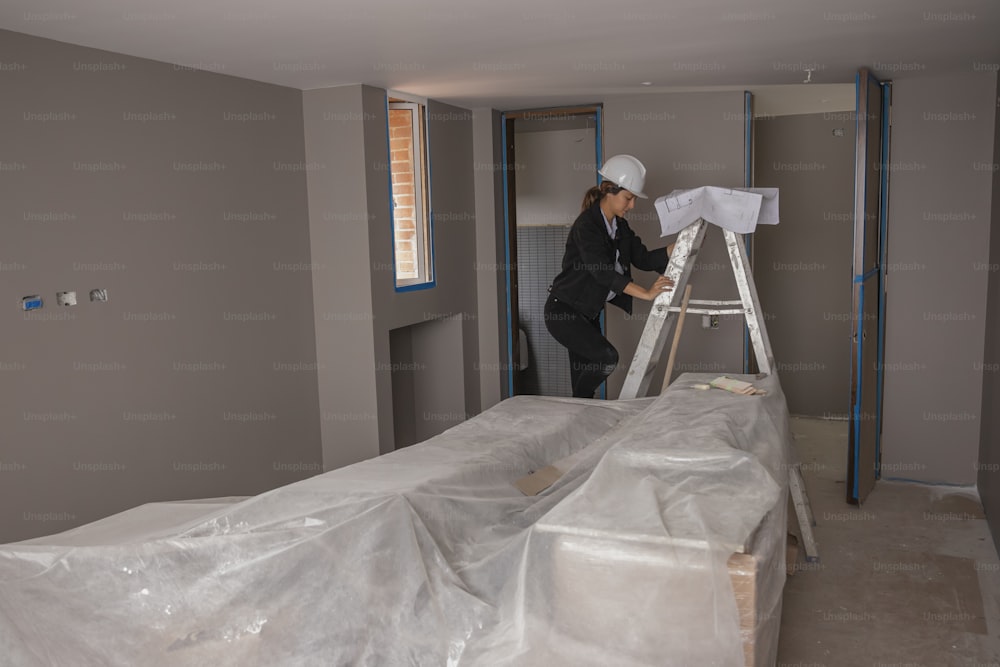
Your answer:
[645,275,675,300]
[624,276,675,302]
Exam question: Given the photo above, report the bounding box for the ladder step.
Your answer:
[666,307,745,315]
[685,299,744,306]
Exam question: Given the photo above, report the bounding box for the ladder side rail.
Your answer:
[619,219,708,399]
[723,230,775,376]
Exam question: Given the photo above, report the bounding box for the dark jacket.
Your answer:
[549,200,669,319]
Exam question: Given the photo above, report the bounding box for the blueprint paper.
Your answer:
[654,187,780,236]
[741,187,780,226]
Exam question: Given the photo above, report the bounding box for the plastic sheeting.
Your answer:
[0,373,791,666]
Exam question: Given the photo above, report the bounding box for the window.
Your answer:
[388,99,433,289]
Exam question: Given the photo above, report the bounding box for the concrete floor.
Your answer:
[777,417,1000,667]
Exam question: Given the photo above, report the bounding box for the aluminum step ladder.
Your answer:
[619,217,819,562]
[619,217,772,398]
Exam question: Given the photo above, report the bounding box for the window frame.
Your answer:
[387,95,434,291]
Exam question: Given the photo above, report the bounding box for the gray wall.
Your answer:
[603,92,748,397]
[305,87,480,465]
[979,75,1000,555]
[514,128,596,226]
[370,97,480,453]
[881,72,997,485]
[409,316,466,442]
[303,85,380,470]
[389,325,417,449]
[388,316,465,447]
[754,113,855,417]
[0,31,321,543]
[472,108,506,408]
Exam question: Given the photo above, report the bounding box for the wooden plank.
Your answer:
[788,464,819,562]
[661,284,693,392]
[728,552,759,667]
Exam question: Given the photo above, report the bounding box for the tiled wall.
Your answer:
[516,225,572,396]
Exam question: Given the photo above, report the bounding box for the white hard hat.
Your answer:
[598,154,647,199]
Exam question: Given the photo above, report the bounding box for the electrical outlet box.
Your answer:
[56,291,77,306]
[21,295,43,311]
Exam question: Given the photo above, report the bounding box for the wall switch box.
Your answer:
[56,291,77,306]
[21,295,43,311]
[89,289,108,303]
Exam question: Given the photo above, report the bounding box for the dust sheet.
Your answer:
[0,374,791,666]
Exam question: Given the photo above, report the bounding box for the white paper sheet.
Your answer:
[654,186,780,236]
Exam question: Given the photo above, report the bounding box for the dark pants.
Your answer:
[544,295,619,399]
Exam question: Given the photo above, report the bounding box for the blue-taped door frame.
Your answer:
[743,91,755,373]
[848,68,892,504]
[501,107,604,398]
[500,114,515,398]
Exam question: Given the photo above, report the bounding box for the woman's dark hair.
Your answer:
[581,180,623,212]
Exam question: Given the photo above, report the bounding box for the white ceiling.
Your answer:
[2,0,998,110]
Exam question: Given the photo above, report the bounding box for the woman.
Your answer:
[544,154,674,399]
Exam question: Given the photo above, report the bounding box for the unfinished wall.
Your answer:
[603,92,748,397]
[472,108,506,408]
[0,31,321,543]
[754,113,855,418]
[979,74,1000,554]
[881,71,997,485]
[369,96,480,455]
[514,125,596,227]
[307,87,480,464]
[303,85,380,471]
[388,316,465,448]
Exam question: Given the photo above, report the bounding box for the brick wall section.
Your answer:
[389,108,417,279]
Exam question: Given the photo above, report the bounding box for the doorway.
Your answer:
[750,75,892,505]
[751,84,857,418]
[501,107,602,397]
